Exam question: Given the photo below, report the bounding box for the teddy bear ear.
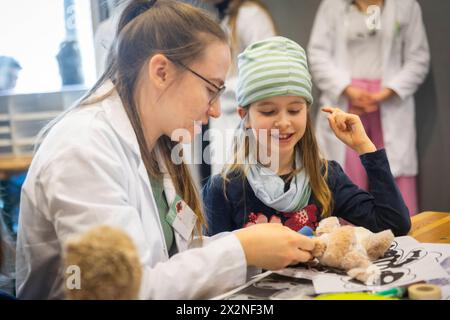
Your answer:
[316,217,341,236]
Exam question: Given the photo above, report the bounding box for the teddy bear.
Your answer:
[63,225,142,300]
[311,217,395,285]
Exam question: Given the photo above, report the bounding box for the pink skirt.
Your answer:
[344,78,418,215]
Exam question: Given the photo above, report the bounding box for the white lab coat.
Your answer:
[308,0,430,177]
[210,3,276,175]
[15,81,248,300]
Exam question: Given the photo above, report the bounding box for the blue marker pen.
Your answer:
[298,226,315,238]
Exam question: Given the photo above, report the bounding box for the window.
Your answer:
[0,0,96,93]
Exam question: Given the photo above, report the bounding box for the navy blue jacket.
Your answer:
[202,149,411,237]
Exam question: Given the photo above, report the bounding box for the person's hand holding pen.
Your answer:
[322,106,377,155]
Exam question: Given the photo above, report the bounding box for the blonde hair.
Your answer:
[221,108,333,218]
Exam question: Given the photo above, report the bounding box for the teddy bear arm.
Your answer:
[366,230,395,261]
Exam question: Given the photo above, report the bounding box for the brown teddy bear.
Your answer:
[311,217,394,285]
[63,225,142,300]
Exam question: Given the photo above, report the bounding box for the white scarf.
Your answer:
[235,119,312,212]
[246,150,312,212]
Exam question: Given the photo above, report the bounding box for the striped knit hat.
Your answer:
[236,36,313,108]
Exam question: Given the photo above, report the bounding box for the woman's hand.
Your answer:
[322,107,377,155]
[344,85,378,114]
[235,223,315,270]
[370,88,396,103]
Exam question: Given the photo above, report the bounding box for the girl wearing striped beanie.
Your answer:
[202,36,410,238]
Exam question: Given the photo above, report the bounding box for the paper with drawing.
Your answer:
[214,236,450,299]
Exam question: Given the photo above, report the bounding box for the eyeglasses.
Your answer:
[172,60,226,105]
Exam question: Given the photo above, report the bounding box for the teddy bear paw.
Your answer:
[347,264,381,285]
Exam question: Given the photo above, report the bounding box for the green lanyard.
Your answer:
[149,176,174,252]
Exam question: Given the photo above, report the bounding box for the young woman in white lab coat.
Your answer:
[15,0,314,300]
[308,0,430,214]
[203,0,277,174]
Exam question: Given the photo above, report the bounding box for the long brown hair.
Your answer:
[221,108,333,218]
[59,0,227,236]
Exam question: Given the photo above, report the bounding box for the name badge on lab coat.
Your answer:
[166,194,197,241]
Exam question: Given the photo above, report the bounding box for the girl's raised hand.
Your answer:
[322,107,377,155]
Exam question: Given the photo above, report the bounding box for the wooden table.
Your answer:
[0,155,32,179]
[409,211,450,243]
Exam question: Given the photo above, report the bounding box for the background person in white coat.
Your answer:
[16,0,314,300]
[308,0,430,215]
[93,0,123,77]
[203,0,277,175]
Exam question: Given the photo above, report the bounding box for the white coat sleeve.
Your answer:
[38,126,247,300]
[307,0,351,102]
[141,234,247,300]
[385,1,430,100]
[236,4,277,47]
[191,233,262,283]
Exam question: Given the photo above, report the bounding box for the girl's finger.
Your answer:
[335,112,348,131]
[327,115,338,132]
[344,113,361,128]
[321,106,341,114]
[321,106,335,114]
